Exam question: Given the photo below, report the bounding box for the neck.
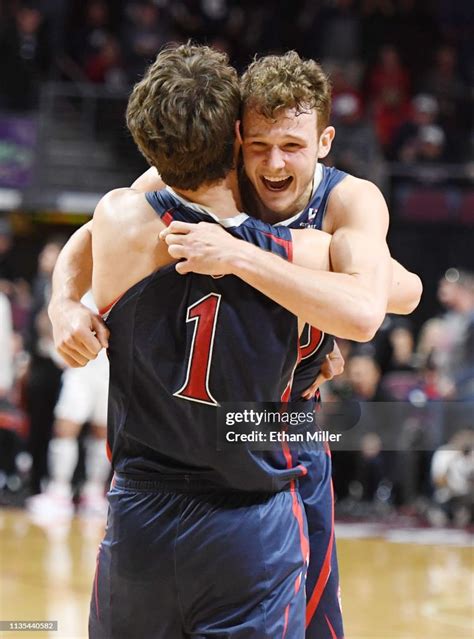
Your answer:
[173,171,242,218]
[239,170,313,224]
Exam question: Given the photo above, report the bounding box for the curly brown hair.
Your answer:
[126,43,240,190]
[240,51,332,131]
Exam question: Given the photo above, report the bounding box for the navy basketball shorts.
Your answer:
[89,474,308,638]
[299,447,344,639]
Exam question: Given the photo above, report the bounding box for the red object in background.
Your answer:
[458,192,474,225]
[0,400,29,440]
[368,45,411,148]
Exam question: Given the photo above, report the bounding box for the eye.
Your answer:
[248,141,267,150]
[283,143,301,151]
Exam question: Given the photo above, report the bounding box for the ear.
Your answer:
[235,120,243,145]
[318,126,335,159]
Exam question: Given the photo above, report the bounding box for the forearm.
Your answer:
[388,259,423,314]
[49,222,93,311]
[231,243,385,342]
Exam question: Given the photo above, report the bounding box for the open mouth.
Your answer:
[261,176,293,191]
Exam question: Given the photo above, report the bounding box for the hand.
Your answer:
[301,341,345,399]
[48,298,109,368]
[159,221,243,276]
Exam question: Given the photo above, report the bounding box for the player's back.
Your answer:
[105,189,305,492]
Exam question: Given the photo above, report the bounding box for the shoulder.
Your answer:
[326,174,388,233]
[95,187,151,222]
[94,188,160,245]
[331,175,384,205]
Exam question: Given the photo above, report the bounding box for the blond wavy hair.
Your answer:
[241,51,332,131]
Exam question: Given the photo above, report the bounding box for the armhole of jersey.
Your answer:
[99,295,123,319]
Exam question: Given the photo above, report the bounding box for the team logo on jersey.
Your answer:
[299,207,319,228]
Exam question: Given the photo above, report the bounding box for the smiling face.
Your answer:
[240,107,334,218]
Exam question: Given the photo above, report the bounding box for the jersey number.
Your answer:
[174,293,221,406]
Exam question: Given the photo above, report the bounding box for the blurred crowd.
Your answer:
[0,217,473,524]
[0,0,472,178]
[0,0,472,524]
[324,267,474,525]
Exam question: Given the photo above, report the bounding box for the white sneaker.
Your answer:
[78,493,108,520]
[26,491,74,521]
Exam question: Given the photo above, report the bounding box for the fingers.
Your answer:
[159,221,193,240]
[75,331,103,359]
[300,343,346,400]
[57,350,81,368]
[167,244,188,260]
[91,315,110,349]
[328,342,345,376]
[320,355,335,382]
[58,344,93,368]
[302,375,324,400]
[162,232,190,247]
[57,321,106,366]
[175,260,191,275]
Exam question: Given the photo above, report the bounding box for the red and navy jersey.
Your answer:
[276,164,348,233]
[287,165,347,402]
[105,188,304,492]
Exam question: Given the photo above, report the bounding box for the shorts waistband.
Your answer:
[112,472,288,494]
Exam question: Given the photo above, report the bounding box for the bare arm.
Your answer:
[162,179,415,341]
[161,220,376,341]
[48,221,109,367]
[49,168,165,366]
[389,260,423,315]
[235,179,421,338]
[50,221,93,305]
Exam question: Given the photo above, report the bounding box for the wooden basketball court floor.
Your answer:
[0,508,472,638]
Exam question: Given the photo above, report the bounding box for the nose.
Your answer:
[265,146,285,171]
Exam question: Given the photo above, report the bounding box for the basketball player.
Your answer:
[49,50,422,639]
[87,43,355,638]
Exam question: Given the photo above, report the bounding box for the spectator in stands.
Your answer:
[391,93,439,162]
[415,125,448,164]
[330,90,383,184]
[430,430,474,526]
[422,46,467,125]
[360,0,396,67]
[386,323,416,373]
[367,44,411,151]
[84,34,127,89]
[332,353,393,502]
[68,0,113,68]
[354,432,390,503]
[25,239,64,494]
[320,0,361,69]
[123,1,173,80]
[175,0,235,42]
[435,0,472,79]
[346,353,388,402]
[0,4,50,111]
[435,268,474,400]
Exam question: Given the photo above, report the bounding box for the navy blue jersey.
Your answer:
[276,165,347,233]
[287,165,347,402]
[105,189,306,492]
